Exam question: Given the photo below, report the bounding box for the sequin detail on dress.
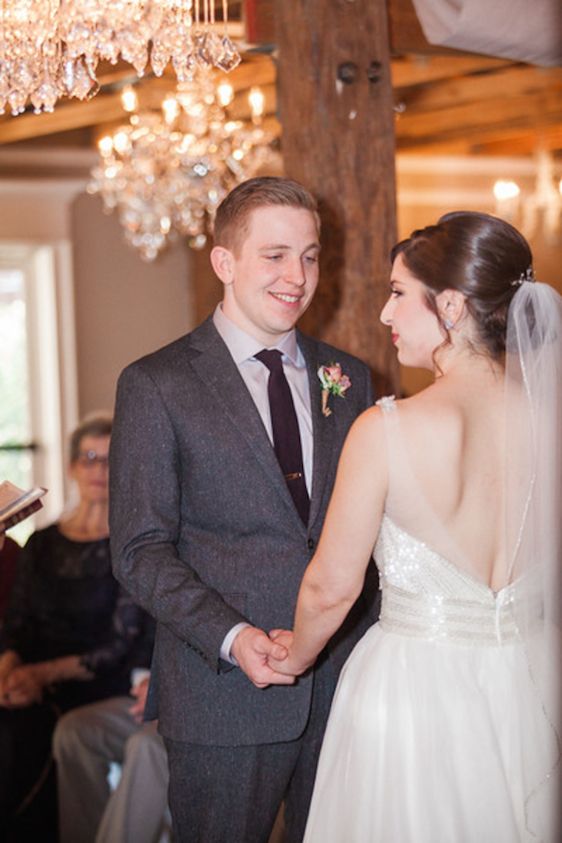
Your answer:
[376,516,519,645]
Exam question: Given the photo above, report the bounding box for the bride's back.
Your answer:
[385,371,509,591]
[379,211,537,592]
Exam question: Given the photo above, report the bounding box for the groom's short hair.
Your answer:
[213,176,319,254]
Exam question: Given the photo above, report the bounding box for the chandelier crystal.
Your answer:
[88,72,275,261]
[0,1,240,115]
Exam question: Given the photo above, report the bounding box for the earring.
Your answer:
[443,318,454,331]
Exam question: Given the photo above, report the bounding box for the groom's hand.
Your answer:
[231,626,296,689]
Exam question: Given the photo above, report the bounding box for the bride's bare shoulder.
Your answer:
[344,401,389,447]
[351,393,428,431]
[350,384,458,442]
[352,402,386,429]
[388,383,462,432]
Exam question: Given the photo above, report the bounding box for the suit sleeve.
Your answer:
[109,363,248,672]
[364,363,376,409]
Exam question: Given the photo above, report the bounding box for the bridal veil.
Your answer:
[505,280,561,837]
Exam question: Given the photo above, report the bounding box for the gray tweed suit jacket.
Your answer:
[109,317,376,746]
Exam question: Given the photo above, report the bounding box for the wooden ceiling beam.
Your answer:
[391,55,512,88]
[397,65,562,112]
[472,125,562,156]
[0,92,128,145]
[395,88,562,149]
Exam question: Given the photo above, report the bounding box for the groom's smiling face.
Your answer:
[213,205,320,345]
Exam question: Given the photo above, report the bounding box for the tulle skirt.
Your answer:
[304,624,559,843]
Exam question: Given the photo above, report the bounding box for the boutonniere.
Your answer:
[317,363,352,417]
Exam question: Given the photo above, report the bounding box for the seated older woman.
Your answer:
[0,414,150,842]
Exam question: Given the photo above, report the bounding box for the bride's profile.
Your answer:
[268,212,561,842]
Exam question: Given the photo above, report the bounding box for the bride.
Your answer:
[268,212,561,842]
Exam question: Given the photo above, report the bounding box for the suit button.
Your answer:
[307,538,314,551]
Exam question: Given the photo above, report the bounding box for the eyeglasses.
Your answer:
[76,450,109,467]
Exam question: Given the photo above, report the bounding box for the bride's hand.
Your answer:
[269,629,293,650]
[267,629,309,679]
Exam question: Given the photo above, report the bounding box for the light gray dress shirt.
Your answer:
[212,304,313,662]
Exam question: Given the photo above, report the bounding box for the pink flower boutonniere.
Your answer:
[317,363,352,417]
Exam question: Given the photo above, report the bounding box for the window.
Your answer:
[0,242,78,543]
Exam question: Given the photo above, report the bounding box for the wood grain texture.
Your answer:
[275,0,400,395]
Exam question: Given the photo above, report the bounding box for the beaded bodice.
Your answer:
[375,516,519,646]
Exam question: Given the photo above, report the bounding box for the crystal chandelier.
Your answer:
[0,1,240,116]
[87,72,275,260]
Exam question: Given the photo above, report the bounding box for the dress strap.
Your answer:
[375,394,397,414]
[374,394,409,520]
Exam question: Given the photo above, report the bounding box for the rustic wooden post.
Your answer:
[275,0,400,394]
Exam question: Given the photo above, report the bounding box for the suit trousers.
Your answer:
[164,656,336,843]
[53,696,169,843]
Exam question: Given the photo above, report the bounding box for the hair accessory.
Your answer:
[511,266,536,287]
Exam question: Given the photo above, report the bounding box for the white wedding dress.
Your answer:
[303,397,560,843]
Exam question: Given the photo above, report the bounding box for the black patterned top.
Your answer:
[0,524,153,707]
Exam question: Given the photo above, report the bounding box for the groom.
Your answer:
[110,177,375,842]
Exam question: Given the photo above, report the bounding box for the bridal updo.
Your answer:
[391,211,533,360]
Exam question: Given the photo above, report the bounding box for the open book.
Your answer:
[0,481,47,531]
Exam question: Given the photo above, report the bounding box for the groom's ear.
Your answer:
[210,246,235,287]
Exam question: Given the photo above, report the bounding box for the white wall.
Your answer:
[71,193,194,415]
[0,172,197,512]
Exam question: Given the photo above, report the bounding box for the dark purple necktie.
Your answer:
[255,349,310,525]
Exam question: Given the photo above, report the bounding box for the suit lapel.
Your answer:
[187,320,306,529]
[298,333,342,530]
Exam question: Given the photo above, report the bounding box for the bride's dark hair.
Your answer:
[391,211,533,360]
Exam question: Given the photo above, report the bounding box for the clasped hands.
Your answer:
[230,626,307,689]
[0,663,44,709]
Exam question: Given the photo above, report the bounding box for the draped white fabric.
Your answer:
[412,0,562,66]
